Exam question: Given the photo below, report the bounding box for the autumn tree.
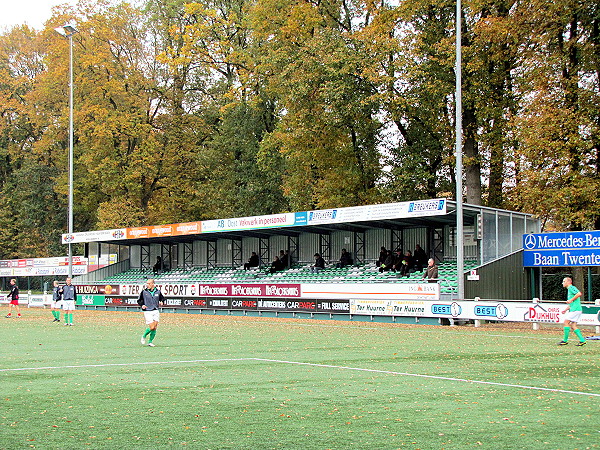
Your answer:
[508,0,600,230]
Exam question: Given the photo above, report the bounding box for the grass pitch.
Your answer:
[1,309,598,449]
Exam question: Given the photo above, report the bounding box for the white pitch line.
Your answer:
[0,358,254,372]
[2,356,598,398]
[251,358,600,398]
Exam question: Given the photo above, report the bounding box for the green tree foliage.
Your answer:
[249,0,383,210]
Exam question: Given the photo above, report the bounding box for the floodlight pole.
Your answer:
[455,0,465,300]
[55,24,78,279]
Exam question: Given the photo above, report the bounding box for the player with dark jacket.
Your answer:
[138,279,165,347]
[61,278,77,326]
[5,279,20,318]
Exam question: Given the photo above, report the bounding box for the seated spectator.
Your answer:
[152,256,163,275]
[377,246,387,267]
[422,258,439,283]
[398,251,413,277]
[379,250,394,273]
[279,250,289,268]
[414,244,428,271]
[337,249,352,268]
[311,253,325,273]
[269,256,284,274]
[244,252,259,270]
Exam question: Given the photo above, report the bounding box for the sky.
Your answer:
[0,0,78,30]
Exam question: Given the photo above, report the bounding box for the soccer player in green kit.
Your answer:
[137,279,165,347]
[557,277,586,346]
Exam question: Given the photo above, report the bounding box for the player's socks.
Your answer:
[563,326,570,342]
[64,312,68,322]
[68,313,73,324]
[149,329,157,343]
[143,328,151,338]
[574,329,585,342]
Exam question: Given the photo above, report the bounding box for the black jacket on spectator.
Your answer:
[339,250,352,268]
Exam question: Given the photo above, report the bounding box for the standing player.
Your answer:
[558,277,586,346]
[51,280,63,322]
[61,277,77,326]
[137,279,165,347]
[5,278,21,318]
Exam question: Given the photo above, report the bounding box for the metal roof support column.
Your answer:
[320,234,331,264]
[354,231,365,265]
[392,229,403,253]
[183,242,193,269]
[231,239,242,268]
[141,245,150,271]
[259,238,270,269]
[207,241,217,269]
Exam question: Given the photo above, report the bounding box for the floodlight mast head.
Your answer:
[54,24,78,38]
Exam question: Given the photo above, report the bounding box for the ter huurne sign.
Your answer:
[523,231,600,267]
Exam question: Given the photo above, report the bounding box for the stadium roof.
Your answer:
[61,199,534,246]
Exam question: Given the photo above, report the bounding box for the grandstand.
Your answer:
[98,260,480,295]
[62,199,539,322]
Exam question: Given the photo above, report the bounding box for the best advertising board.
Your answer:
[523,230,600,267]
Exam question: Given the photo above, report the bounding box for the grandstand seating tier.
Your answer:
[95,261,479,294]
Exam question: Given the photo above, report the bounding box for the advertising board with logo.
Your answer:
[253,299,317,311]
[305,199,446,226]
[347,299,600,325]
[62,229,127,244]
[126,221,202,240]
[76,284,119,295]
[105,296,131,307]
[317,300,350,313]
[59,200,449,245]
[350,300,430,316]
[1,256,89,276]
[523,231,600,267]
[118,283,302,299]
[77,295,106,306]
[202,213,295,233]
[302,283,439,300]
